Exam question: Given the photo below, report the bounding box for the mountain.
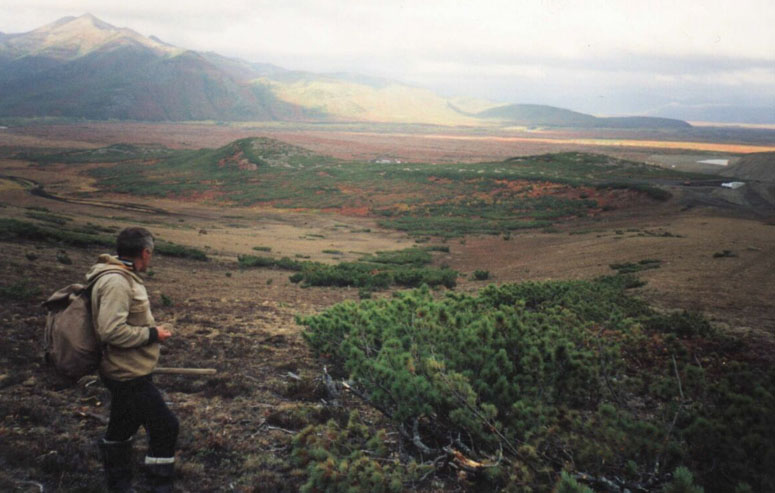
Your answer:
[474,104,691,129]
[0,14,316,121]
[0,14,692,127]
[0,14,178,60]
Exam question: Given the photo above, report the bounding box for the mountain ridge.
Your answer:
[475,103,690,129]
[0,14,693,127]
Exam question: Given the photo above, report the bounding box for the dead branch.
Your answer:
[75,411,108,425]
[286,371,301,381]
[412,417,438,455]
[654,354,686,476]
[341,380,395,420]
[454,434,476,457]
[418,454,446,483]
[16,480,44,492]
[434,370,521,459]
[443,445,502,473]
[264,425,296,435]
[322,366,339,402]
[595,326,632,413]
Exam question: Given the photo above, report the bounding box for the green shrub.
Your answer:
[555,472,594,493]
[472,270,490,281]
[423,245,450,253]
[252,246,272,252]
[0,218,113,248]
[292,412,426,493]
[238,255,276,268]
[663,467,704,493]
[260,248,457,291]
[56,250,72,265]
[25,211,72,225]
[713,250,736,258]
[299,277,774,492]
[646,311,715,338]
[155,242,208,261]
[610,259,661,274]
[365,248,432,266]
[238,255,305,271]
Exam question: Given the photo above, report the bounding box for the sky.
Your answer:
[1,0,773,120]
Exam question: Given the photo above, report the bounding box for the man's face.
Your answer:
[138,248,153,272]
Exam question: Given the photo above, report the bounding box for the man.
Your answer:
[87,227,178,492]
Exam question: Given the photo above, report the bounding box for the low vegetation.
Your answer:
[299,276,774,492]
[0,218,208,260]
[713,249,737,258]
[239,247,457,293]
[37,139,708,238]
[15,143,176,165]
[610,258,662,274]
[472,269,491,280]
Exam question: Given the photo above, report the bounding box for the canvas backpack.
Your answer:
[42,269,130,380]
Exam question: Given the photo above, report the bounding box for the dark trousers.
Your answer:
[102,374,179,458]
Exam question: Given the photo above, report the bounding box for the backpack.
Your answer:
[42,269,130,380]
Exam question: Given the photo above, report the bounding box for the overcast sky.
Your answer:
[1,0,773,118]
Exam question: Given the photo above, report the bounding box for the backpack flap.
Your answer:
[42,283,86,311]
[43,283,101,379]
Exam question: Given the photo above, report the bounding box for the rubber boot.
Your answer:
[144,456,175,493]
[99,438,135,493]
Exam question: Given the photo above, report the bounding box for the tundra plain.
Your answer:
[1,122,774,492]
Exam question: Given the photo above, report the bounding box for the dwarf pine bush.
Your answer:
[299,276,775,492]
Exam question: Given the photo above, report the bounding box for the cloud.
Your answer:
[0,0,772,117]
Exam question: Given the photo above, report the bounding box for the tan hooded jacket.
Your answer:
[86,254,158,381]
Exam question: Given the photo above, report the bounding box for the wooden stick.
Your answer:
[153,367,217,375]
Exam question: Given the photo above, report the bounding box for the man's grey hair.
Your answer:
[116,227,155,258]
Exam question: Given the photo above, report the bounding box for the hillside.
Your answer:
[720,151,775,182]
[15,137,714,237]
[261,76,478,125]
[477,103,691,129]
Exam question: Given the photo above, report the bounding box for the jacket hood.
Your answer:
[86,254,143,284]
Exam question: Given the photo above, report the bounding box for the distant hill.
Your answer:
[0,14,695,127]
[475,104,691,129]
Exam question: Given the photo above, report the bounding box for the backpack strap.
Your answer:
[42,269,133,310]
[86,268,134,292]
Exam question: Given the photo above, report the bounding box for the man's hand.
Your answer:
[156,325,173,342]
